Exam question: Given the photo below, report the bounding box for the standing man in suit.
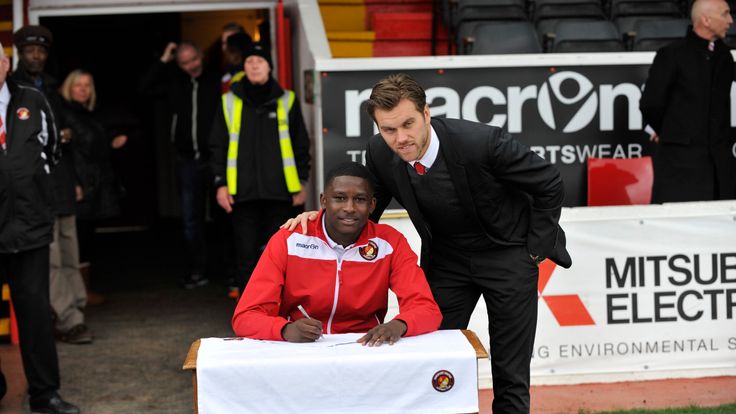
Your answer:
[286,73,571,413]
[640,0,735,202]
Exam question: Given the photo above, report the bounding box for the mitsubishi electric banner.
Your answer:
[531,207,736,377]
[319,63,736,206]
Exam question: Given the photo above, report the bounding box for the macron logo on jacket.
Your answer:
[287,233,393,262]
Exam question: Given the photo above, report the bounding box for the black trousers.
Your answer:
[0,245,60,400]
[424,244,538,414]
[230,200,299,291]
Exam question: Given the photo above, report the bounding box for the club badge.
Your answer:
[359,240,378,261]
[432,370,454,392]
[16,108,30,120]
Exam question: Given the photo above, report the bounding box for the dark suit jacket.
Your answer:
[639,29,736,201]
[366,117,572,268]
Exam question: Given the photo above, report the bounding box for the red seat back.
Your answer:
[587,156,653,206]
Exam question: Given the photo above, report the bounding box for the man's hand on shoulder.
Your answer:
[280,210,319,234]
[282,318,323,343]
[357,320,407,347]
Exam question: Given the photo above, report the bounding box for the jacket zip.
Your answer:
[170,114,177,143]
[326,257,343,334]
[191,78,200,159]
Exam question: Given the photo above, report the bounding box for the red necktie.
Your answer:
[414,162,426,175]
[0,116,6,150]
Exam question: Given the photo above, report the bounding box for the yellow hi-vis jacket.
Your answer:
[221,89,301,196]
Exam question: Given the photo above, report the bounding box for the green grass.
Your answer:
[580,404,736,414]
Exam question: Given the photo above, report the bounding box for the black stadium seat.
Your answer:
[467,21,543,54]
[631,18,689,51]
[610,0,682,20]
[534,0,605,23]
[551,20,625,52]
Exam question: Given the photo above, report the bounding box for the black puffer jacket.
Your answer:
[10,65,76,216]
[0,79,59,253]
[65,100,122,220]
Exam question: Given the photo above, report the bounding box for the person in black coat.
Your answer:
[61,69,127,299]
[12,25,93,345]
[640,0,735,202]
[286,73,571,414]
[0,43,80,414]
[139,41,221,288]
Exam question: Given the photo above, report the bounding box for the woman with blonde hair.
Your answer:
[61,69,127,305]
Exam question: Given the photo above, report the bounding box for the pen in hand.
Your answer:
[297,305,323,338]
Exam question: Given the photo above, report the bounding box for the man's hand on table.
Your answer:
[282,318,323,343]
[357,320,407,347]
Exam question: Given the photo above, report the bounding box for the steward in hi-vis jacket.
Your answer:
[210,42,310,295]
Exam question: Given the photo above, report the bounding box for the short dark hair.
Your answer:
[324,162,375,195]
[366,73,426,121]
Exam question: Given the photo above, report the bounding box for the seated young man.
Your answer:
[232,162,442,346]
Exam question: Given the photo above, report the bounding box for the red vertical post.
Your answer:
[9,298,19,345]
[276,0,289,88]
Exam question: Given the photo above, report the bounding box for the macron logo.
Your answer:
[295,242,319,250]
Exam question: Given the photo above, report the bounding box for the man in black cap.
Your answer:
[0,39,80,413]
[12,25,94,345]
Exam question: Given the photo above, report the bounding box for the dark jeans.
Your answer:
[0,246,60,400]
[425,243,539,414]
[176,157,208,276]
[230,199,299,291]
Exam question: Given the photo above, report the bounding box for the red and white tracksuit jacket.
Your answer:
[232,210,442,340]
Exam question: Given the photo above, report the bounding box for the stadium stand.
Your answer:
[320,0,697,57]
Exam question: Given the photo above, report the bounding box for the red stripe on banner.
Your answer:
[537,259,556,294]
[543,295,596,326]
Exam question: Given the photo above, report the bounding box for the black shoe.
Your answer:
[182,273,208,289]
[30,393,80,414]
[59,324,93,345]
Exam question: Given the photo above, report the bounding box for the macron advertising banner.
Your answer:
[531,207,736,378]
[320,65,655,207]
[319,62,736,207]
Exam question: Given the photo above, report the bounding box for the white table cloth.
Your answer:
[196,330,479,413]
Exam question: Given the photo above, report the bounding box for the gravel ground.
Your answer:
[3,227,235,414]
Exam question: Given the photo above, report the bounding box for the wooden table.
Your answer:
[183,330,488,414]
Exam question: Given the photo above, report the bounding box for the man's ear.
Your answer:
[319,192,326,209]
[423,103,431,124]
[369,197,376,215]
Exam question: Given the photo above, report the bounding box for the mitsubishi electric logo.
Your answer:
[538,260,595,327]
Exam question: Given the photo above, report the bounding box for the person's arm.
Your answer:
[365,137,393,222]
[486,128,564,260]
[358,232,441,347]
[38,90,60,166]
[137,43,177,98]
[639,47,676,135]
[231,230,295,340]
[288,95,311,185]
[288,95,310,206]
[208,102,234,212]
